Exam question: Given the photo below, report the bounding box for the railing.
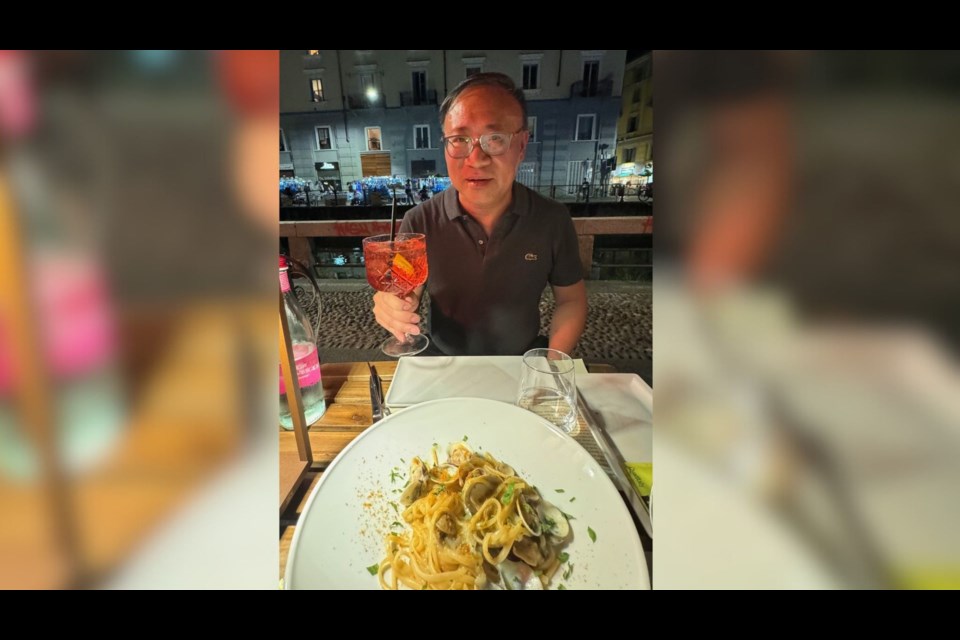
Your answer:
[281,184,650,208]
[569,78,614,98]
[399,90,438,106]
[347,94,380,109]
[281,215,652,282]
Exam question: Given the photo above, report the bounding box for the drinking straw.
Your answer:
[389,194,397,242]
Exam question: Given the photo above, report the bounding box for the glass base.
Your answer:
[381,333,429,358]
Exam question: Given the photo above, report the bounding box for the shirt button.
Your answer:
[478,240,485,245]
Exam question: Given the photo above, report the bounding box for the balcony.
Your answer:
[570,78,614,98]
[347,94,381,109]
[399,90,438,106]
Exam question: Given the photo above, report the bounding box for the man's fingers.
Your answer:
[373,291,422,341]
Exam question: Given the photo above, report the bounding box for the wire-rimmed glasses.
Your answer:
[441,129,525,158]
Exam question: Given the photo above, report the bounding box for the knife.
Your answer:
[577,392,653,538]
[368,363,383,423]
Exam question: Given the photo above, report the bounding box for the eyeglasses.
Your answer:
[440,129,525,158]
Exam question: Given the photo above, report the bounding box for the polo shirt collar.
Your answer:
[444,181,528,221]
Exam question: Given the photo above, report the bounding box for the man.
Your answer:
[372,73,587,356]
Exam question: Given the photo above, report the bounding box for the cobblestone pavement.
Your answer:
[295,280,652,361]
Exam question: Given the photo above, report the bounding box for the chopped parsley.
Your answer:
[555,489,565,493]
[462,435,468,442]
[561,510,576,521]
[563,563,574,580]
[569,497,576,503]
[557,552,570,564]
[389,469,402,484]
[542,516,557,533]
[389,501,399,515]
[366,563,379,576]
[587,527,597,543]
[433,484,446,496]
[391,521,403,528]
[558,584,567,590]
[501,482,516,505]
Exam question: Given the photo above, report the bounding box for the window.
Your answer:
[414,125,430,150]
[280,128,288,152]
[623,147,636,163]
[527,116,537,142]
[522,63,539,90]
[412,71,427,103]
[411,159,436,178]
[366,127,382,151]
[463,56,485,77]
[583,61,599,96]
[315,126,333,150]
[627,116,638,133]
[359,73,375,94]
[633,86,641,103]
[310,78,324,102]
[517,162,537,189]
[575,114,596,141]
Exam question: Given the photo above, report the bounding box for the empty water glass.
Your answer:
[517,348,578,434]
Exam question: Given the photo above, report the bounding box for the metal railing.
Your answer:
[347,94,380,109]
[570,78,614,98]
[399,90,438,106]
[281,184,651,211]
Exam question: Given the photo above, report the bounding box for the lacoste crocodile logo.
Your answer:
[524,253,538,261]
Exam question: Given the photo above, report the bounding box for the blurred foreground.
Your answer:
[0,50,277,588]
[655,51,960,589]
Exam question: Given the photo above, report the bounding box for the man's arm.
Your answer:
[548,280,587,355]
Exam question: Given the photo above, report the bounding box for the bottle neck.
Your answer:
[279,268,291,293]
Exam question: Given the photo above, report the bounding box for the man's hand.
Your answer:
[372,287,423,342]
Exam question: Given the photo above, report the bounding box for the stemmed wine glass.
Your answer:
[363,232,429,357]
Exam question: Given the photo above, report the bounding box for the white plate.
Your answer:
[284,397,649,590]
[384,356,589,408]
[577,374,652,464]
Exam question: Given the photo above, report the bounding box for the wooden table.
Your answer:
[277,360,651,583]
[279,360,396,578]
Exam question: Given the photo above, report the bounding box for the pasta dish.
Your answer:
[378,443,571,590]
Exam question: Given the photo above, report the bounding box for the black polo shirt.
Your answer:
[399,182,583,356]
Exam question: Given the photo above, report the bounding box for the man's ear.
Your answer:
[518,130,529,157]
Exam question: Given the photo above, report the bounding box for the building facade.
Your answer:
[280,50,627,195]
[615,52,653,166]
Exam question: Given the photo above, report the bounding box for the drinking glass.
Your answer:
[363,233,429,357]
[517,348,578,433]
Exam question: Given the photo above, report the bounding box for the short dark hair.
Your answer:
[438,72,528,132]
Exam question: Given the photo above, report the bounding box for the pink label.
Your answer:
[36,255,116,379]
[0,317,13,395]
[279,342,321,394]
[279,270,291,293]
[1,252,117,394]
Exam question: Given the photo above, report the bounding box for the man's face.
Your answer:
[442,85,528,216]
